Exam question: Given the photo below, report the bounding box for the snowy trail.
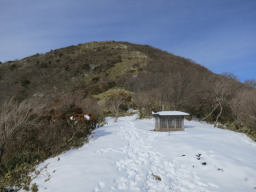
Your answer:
[23,115,256,192]
[95,119,208,192]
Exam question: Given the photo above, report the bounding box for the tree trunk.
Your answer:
[214,102,223,127]
[201,104,219,121]
[114,108,119,122]
[0,144,5,164]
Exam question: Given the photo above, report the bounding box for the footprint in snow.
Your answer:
[196,153,202,160]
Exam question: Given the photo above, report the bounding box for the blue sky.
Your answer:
[0,0,255,81]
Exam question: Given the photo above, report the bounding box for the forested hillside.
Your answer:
[0,41,255,190]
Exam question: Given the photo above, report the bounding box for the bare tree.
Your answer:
[202,75,238,126]
[104,89,131,122]
[133,89,161,117]
[230,89,256,129]
[0,98,34,162]
[244,80,256,88]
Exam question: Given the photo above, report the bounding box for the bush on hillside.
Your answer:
[94,88,132,121]
[0,94,102,189]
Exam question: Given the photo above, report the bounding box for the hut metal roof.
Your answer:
[152,111,190,116]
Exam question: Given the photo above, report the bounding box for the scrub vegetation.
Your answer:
[0,41,255,190]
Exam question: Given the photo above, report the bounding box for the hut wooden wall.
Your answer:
[155,116,160,130]
[154,115,184,131]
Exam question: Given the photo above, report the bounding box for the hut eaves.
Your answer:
[152,111,190,116]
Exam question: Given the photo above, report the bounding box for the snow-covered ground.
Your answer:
[23,115,256,192]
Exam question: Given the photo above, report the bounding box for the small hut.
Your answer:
[152,111,190,131]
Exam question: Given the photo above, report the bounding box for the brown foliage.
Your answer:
[0,41,256,187]
[230,89,256,130]
[0,93,102,186]
[0,98,35,162]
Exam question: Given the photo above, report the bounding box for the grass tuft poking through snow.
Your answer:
[21,115,256,192]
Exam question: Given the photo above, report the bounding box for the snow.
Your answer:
[84,114,90,120]
[22,115,256,192]
[152,111,190,116]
